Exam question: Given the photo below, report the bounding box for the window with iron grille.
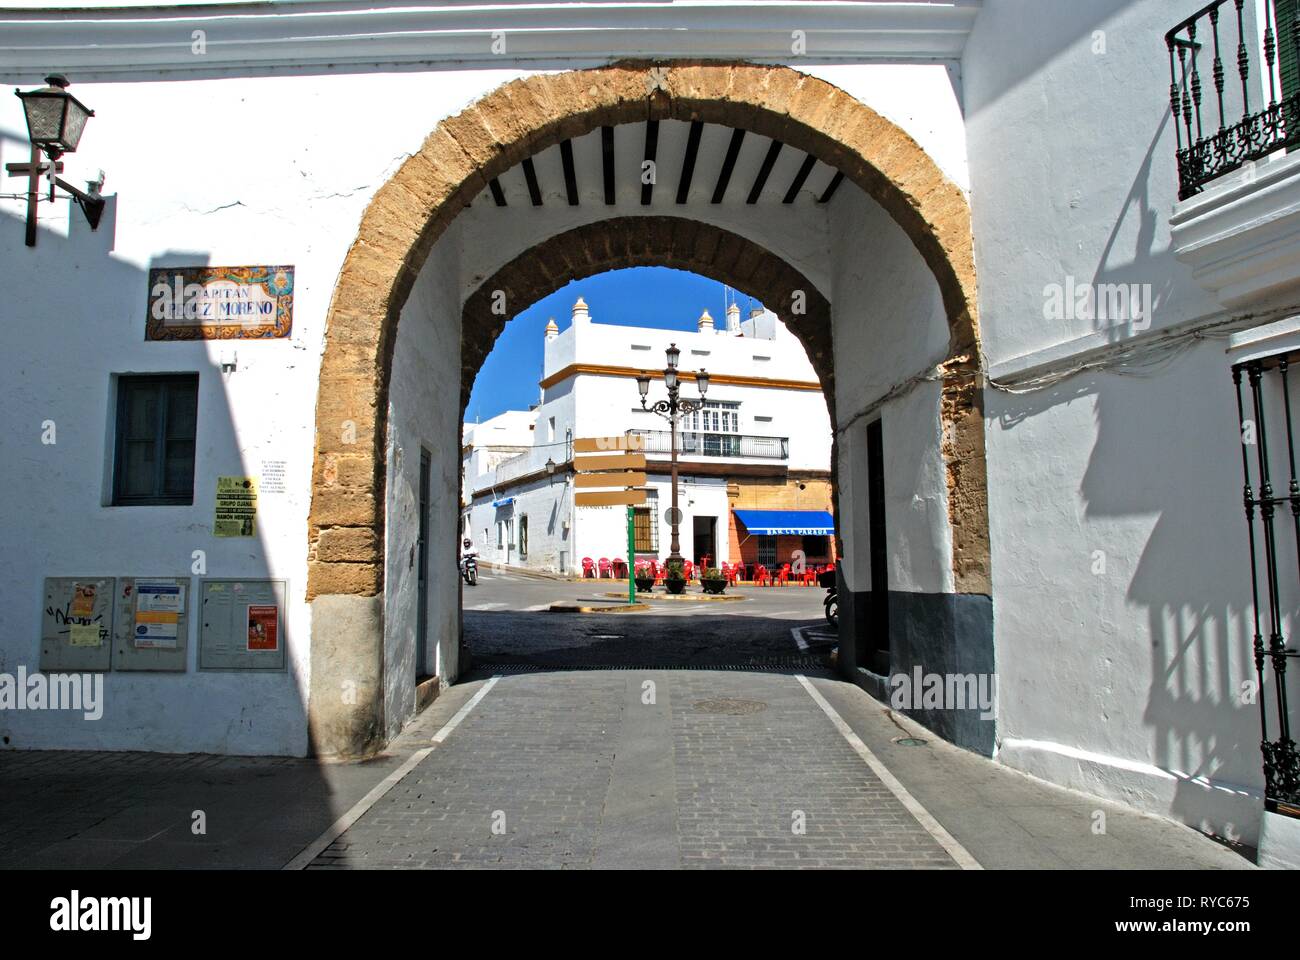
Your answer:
[112,374,198,505]
[633,490,659,552]
[757,535,777,568]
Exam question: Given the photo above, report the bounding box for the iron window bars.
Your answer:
[1234,353,1300,813]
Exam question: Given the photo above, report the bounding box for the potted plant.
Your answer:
[700,567,727,595]
[664,559,687,595]
[634,564,656,593]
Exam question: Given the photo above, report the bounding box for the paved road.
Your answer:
[464,570,835,669]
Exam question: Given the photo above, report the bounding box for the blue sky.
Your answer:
[465,267,765,422]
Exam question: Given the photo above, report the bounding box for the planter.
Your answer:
[701,579,727,595]
[634,577,656,592]
[665,578,687,595]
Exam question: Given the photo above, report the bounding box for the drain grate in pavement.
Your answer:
[692,697,768,715]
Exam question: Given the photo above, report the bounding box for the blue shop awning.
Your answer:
[733,510,834,536]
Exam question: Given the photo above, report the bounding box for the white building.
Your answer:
[4,0,1300,864]
[462,297,835,574]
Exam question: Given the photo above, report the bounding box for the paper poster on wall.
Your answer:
[69,623,102,646]
[133,580,183,649]
[214,476,258,537]
[246,604,278,651]
[70,582,97,619]
[145,265,294,341]
[260,460,287,494]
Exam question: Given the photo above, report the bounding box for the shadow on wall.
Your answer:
[1089,110,1179,347]
[995,340,1288,842]
[0,188,328,790]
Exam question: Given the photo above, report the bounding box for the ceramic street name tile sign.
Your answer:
[146,265,293,340]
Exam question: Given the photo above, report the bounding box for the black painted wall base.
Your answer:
[836,584,995,757]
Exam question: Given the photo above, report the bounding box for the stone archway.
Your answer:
[307,60,988,756]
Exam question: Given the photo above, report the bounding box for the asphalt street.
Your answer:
[463,568,837,669]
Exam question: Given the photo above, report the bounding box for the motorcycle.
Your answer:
[818,566,837,627]
[460,551,478,586]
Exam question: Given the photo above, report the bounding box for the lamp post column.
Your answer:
[669,402,682,564]
[636,346,705,573]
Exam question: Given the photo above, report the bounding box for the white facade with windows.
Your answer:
[7,0,1300,863]
[462,296,833,573]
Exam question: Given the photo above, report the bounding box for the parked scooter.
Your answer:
[818,566,837,627]
[460,539,479,586]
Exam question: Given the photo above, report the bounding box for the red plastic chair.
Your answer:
[778,563,791,586]
[598,557,612,579]
[613,558,627,579]
[733,562,746,583]
[683,560,694,582]
[755,564,771,586]
[581,557,595,579]
[802,565,817,586]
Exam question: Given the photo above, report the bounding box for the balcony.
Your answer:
[1167,0,1300,201]
[1169,2,1300,309]
[629,429,789,460]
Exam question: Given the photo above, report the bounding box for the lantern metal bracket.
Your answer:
[56,173,106,231]
[4,155,105,246]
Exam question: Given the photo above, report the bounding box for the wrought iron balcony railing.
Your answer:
[629,429,789,460]
[1168,0,1300,200]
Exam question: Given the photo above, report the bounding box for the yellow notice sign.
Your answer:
[215,476,258,537]
[69,624,102,647]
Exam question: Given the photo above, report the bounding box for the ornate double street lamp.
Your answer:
[7,75,105,247]
[637,343,709,567]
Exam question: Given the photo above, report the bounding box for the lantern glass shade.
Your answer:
[665,342,680,369]
[697,369,709,395]
[545,457,556,475]
[16,76,93,158]
[636,373,651,397]
[664,366,679,390]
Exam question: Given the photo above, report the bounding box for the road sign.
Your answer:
[573,452,646,471]
[575,489,648,507]
[574,471,647,488]
[664,507,683,525]
[574,435,645,453]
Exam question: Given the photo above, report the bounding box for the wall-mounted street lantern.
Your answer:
[7,75,106,246]
[17,74,94,159]
[545,457,557,485]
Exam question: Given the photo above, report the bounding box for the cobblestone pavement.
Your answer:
[304,666,1254,871]
[0,574,1254,870]
[308,669,959,869]
[0,748,410,869]
[0,667,1253,869]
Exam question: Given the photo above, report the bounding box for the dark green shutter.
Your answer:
[1277,0,1300,102]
